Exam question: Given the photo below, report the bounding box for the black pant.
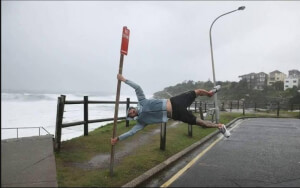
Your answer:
[170,90,197,125]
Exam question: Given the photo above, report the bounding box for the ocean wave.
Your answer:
[1,93,57,101]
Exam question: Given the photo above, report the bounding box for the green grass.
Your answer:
[55,111,299,187]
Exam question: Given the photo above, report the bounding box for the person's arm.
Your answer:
[111,123,145,145]
[117,74,146,101]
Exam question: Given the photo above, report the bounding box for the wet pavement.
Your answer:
[164,118,300,187]
[1,135,58,187]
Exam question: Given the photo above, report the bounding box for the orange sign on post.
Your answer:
[121,26,130,55]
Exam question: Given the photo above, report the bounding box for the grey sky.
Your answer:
[2,1,300,96]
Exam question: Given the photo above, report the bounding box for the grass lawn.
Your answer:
[55,111,299,187]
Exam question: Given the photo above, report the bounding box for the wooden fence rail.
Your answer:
[54,95,138,152]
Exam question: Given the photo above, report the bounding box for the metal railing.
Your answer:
[2,127,51,139]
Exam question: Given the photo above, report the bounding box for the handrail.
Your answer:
[1,126,51,139]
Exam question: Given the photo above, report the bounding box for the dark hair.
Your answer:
[127,107,136,117]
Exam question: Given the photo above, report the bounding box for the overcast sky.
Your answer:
[2,1,300,96]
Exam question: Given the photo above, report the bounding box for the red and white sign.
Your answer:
[120,26,130,55]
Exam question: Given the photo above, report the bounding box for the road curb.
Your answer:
[121,117,246,187]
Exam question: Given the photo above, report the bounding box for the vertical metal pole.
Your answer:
[84,96,88,136]
[39,127,41,136]
[110,54,124,176]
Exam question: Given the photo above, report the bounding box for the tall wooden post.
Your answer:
[110,26,130,176]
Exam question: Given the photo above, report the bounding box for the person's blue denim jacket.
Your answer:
[118,80,168,141]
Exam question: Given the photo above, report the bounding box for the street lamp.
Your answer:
[209,6,245,123]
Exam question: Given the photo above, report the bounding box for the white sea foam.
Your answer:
[1,93,151,141]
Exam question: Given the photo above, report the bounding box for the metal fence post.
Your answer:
[84,96,88,136]
[126,98,130,127]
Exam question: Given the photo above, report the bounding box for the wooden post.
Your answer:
[55,97,61,151]
[277,102,280,117]
[230,101,232,112]
[199,106,204,120]
[188,124,193,137]
[55,95,65,152]
[84,96,88,136]
[160,123,167,150]
[126,98,130,127]
[237,100,239,110]
[298,104,300,119]
[110,54,124,176]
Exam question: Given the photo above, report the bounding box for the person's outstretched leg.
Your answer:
[194,89,212,97]
[195,118,220,128]
[195,118,230,137]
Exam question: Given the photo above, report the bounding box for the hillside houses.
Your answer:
[239,69,299,90]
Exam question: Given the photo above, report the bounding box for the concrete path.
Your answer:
[1,135,58,187]
[166,118,300,187]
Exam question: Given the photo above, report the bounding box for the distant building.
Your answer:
[239,72,268,90]
[268,70,287,86]
[284,69,300,90]
[288,69,300,78]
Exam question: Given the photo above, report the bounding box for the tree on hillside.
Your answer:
[273,81,284,91]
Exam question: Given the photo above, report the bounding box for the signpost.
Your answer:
[110,26,130,176]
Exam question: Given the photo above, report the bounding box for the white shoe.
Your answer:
[219,124,230,138]
[210,85,221,94]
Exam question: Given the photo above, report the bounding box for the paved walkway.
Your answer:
[1,135,58,187]
[165,118,300,187]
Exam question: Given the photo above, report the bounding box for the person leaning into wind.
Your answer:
[111,74,230,145]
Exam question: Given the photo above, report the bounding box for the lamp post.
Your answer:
[209,6,245,123]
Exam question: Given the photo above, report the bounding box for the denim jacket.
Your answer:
[118,80,168,141]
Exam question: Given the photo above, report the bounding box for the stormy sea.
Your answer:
[1,92,143,141]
